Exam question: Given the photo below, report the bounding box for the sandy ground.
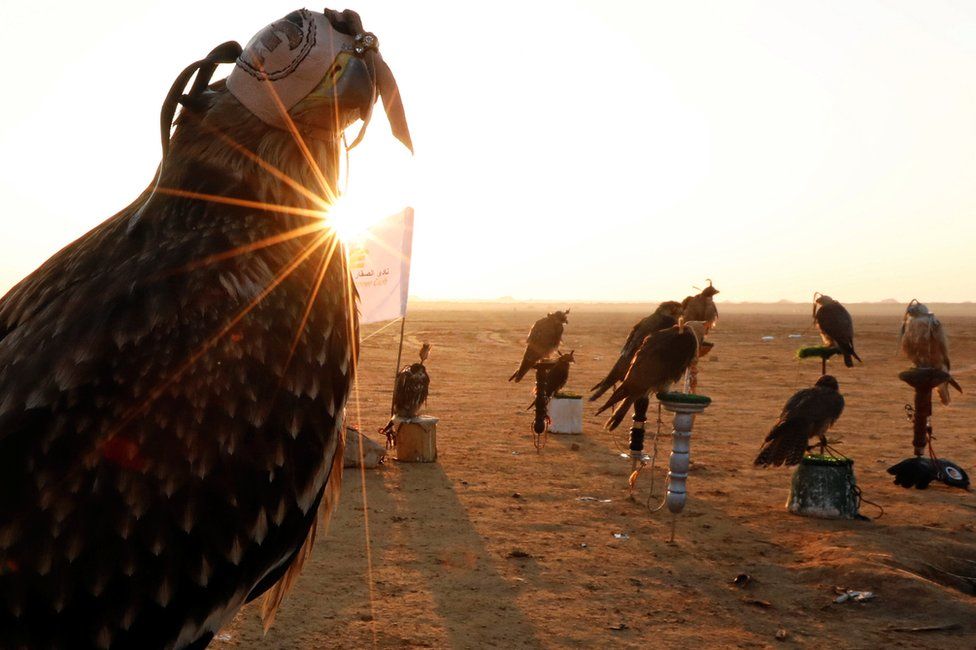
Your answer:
[214,305,976,648]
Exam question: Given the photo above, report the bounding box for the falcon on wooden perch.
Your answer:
[380,343,431,445]
[813,294,861,368]
[394,343,432,418]
[754,376,845,467]
[589,301,683,402]
[595,319,704,430]
[509,310,569,382]
[0,8,411,649]
[681,280,719,331]
[901,300,959,405]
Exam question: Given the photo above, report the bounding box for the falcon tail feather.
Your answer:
[604,397,634,431]
[754,421,811,467]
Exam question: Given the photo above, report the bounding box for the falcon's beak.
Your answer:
[289,48,412,153]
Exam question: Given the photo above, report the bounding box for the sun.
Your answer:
[322,198,371,244]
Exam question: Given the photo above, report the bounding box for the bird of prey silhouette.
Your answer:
[589,301,683,401]
[595,319,703,430]
[813,294,861,367]
[528,350,575,409]
[0,8,411,649]
[392,343,432,418]
[509,310,569,382]
[681,280,719,331]
[754,375,845,467]
[900,300,958,405]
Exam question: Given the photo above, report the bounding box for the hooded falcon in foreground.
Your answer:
[754,376,845,467]
[901,300,958,405]
[590,301,683,401]
[813,294,861,367]
[509,310,569,382]
[681,280,719,331]
[596,319,704,430]
[0,8,411,649]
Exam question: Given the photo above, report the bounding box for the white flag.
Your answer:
[349,207,414,325]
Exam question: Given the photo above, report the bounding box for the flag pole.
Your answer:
[390,316,407,416]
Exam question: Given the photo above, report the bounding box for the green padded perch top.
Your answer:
[796,346,841,360]
[801,454,852,467]
[656,392,712,406]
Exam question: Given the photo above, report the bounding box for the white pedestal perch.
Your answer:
[658,393,712,542]
[548,397,583,434]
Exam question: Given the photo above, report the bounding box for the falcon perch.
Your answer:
[0,8,411,649]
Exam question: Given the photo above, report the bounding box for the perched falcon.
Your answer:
[0,8,411,649]
[900,300,958,405]
[509,310,569,383]
[393,343,432,418]
[590,301,683,401]
[754,375,845,467]
[813,294,861,367]
[529,350,575,409]
[681,280,719,331]
[595,319,703,430]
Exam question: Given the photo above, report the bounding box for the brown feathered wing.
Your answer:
[754,385,844,466]
[509,314,564,382]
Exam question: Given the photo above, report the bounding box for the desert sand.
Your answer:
[214,304,976,648]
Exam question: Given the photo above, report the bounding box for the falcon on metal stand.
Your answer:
[888,300,967,490]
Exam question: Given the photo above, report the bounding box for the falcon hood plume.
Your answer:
[0,8,410,649]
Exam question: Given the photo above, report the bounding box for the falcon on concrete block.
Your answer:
[509,310,569,382]
[901,300,959,405]
[754,375,845,467]
[0,8,411,649]
[595,319,703,430]
[813,294,861,367]
[590,301,683,401]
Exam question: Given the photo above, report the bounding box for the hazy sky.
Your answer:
[1,1,974,303]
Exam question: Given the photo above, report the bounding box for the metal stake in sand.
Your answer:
[657,391,711,542]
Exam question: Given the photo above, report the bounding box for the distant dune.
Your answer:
[408,299,976,317]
